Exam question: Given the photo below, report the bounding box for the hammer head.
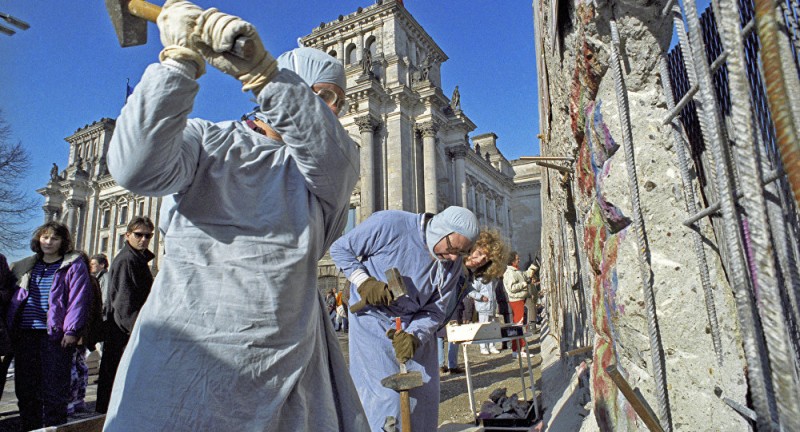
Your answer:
[381,370,423,392]
[384,268,408,302]
[106,0,147,47]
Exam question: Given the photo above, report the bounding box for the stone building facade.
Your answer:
[38,0,541,290]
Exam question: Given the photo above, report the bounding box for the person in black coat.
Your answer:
[96,217,155,413]
[495,276,512,350]
[0,253,15,400]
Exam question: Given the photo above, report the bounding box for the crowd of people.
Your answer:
[0,2,543,430]
[0,217,155,430]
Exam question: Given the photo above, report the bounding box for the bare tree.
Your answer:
[0,110,38,250]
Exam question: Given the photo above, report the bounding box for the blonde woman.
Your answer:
[439,229,509,371]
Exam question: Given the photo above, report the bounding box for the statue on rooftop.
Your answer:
[450,86,461,111]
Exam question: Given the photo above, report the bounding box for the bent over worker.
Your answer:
[103,1,367,430]
[330,206,479,431]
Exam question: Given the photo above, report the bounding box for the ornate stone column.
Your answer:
[337,40,345,63]
[417,121,439,213]
[65,199,83,242]
[449,146,467,206]
[355,115,380,220]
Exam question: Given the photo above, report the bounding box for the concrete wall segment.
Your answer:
[537,0,748,429]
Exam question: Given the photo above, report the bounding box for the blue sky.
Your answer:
[0,0,539,260]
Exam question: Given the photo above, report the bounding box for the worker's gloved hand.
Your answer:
[349,277,393,313]
[192,8,278,94]
[157,0,206,79]
[386,329,421,363]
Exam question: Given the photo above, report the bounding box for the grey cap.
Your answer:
[275,47,346,90]
[425,206,479,258]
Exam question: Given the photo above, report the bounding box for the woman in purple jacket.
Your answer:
[8,221,92,430]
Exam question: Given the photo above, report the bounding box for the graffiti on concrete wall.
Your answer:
[578,100,637,430]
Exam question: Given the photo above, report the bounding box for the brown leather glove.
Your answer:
[386,329,421,363]
[349,277,393,313]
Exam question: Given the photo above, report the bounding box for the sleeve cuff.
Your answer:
[161,58,199,80]
[350,269,370,287]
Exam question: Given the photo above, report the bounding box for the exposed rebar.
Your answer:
[608,15,672,431]
[658,55,724,366]
[746,2,800,426]
[672,2,777,429]
[755,0,800,210]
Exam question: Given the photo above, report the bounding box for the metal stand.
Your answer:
[457,332,540,424]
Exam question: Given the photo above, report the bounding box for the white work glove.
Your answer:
[192,8,278,94]
[157,0,206,79]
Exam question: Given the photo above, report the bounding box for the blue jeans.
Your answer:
[337,312,349,332]
[14,329,74,430]
[437,337,459,369]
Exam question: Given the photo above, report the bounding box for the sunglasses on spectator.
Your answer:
[130,232,154,239]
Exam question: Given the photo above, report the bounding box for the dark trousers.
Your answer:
[498,304,511,349]
[14,329,74,431]
[95,321,130,414]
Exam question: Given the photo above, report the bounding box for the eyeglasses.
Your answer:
[443,235,471,258]
[130,232,154,240]
[314,88,348,117]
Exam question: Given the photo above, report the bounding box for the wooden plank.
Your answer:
[605,364,665,432]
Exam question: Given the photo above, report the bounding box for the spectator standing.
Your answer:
[8,222,92,430]
[469,277,500,354]
[495,277,511,350]
[95,217,155,414]
[0,253,15,401]
[90,255,109,323]
[325,289,337,329]
[503,251,535,358]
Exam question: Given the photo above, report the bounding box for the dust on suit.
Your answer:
[103,49,368,431]
[329,210,464,431]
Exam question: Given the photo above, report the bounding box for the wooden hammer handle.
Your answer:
[128,0,254,60]
[128,0,161,23]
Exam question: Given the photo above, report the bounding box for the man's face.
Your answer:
[90,259,105,274]
[125,226,154,251]
[512,255,520,267]
[311,83,346,116]
[432,233,473,262]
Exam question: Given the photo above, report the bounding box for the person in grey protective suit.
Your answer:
[101,1,368,430]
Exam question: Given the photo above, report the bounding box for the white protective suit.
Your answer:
[103,48,368,431]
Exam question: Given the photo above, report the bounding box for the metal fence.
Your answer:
[664,0,800,428]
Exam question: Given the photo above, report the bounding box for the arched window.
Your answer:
[328,49,337,59]
[366,36,377,57]
[346,43,358,65]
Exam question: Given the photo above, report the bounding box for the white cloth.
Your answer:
[104,63,366,431]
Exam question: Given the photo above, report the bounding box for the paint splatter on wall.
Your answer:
[579,100,637,430]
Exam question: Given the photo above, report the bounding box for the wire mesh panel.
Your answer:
[666,0,800,427]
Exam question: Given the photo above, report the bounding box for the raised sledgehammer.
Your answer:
[380,317,423,432]
[104,0,254,59]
